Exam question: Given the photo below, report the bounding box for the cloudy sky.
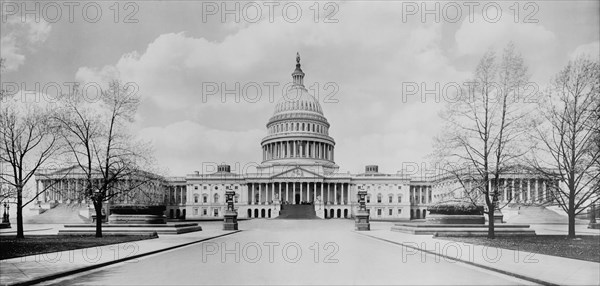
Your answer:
[1,1,598,176]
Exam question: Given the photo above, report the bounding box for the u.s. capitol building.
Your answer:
[35,54,559,221]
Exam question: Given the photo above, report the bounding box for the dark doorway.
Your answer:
[422,209,426,219]
[324,210,327,218]
[247,209,252,218]
[329,209,334,218]
[410,209,413,219]
[176,209,181,218]
[337,209,341,218]
[261,209,266,218]
[295,194,300,204]
[254,209,258,218]
[268,209,271,218]
[182,209,186,219]
[169,209,174,218]
[344,209,348,218]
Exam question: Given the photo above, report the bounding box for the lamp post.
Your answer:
[223,187,238,230]
[355,188,370,231]
[2,202,10,224]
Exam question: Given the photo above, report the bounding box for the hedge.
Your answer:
[427,203,484,215]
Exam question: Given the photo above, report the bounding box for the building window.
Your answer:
[389,209,393,216]
[366,195,371,203]
[194,194,199,203]
[203,195,208,203]
[377,209,382,216]
[388,195,393,203]
[398,186,401,189]
[193,208,199,215]
[234,194,239,203]
[377,193,382,203]
[214,193,219,203]
[213,209,219,217]
[194,186,198,190]
[398,209,402,215]
[235,186,238,189]
[202,208,207,215]
[203,186,207,190]
[398,195,402,203]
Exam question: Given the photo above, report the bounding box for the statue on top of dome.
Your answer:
[296,52,300,64]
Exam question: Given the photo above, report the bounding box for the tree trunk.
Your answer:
[16,185,24,239]
[568,196,576,238]
[568,210,576,238]
[487,208,495,239]
[94,201,103,238]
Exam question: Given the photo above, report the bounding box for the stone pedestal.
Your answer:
[355,210,370,231]
[223,210,238,230]
[493,211,504,223]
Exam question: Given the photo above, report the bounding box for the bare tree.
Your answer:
[433,44,531,238]
[0,94,65,238]
[530,57,600,238]
[57,80,160,237]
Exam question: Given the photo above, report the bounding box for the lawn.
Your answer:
[0,234,157,260]
[438,235,600,263]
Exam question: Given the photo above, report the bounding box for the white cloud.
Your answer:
[137,120,264,175]
[569,41,599,60]
[0,17,52,71]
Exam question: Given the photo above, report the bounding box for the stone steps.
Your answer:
[58,223,203,235]
[277,205,318,219]
[391,223,536,237]
[25,204,87,224]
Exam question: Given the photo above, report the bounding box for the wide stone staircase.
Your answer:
[25,204,88,224]
[505,205,588,224]
[277,204,318,219]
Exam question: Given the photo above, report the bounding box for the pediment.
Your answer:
[272,166,324,180]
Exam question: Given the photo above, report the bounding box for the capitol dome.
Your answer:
[259,53,338,173]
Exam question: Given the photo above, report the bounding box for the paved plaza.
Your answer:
[34,220,536,286]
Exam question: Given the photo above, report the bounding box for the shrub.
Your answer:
[427,203,484,215]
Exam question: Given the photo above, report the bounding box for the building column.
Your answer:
[535,179,540,203]
[527,178,532,202]
[502,179,506,202]
[320,182,324,203]
[511,179,514,201]
[543,180,547,202]
[285,182,289,203]
[519,179,523,202]
[258,183,262,204]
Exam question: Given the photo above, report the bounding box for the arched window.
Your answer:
[397,195,402,203]
[296,123,299,131]
[302,123,305,131]
[213,193,219,203]
[203,194,208,203]
[377,193,382,203]
[194,194,199,203]
[388,194,393,203]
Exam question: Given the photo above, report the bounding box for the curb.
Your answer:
[7,230,242,286]
[355,232,558,286]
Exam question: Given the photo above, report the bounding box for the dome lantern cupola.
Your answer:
[292,52,305,87]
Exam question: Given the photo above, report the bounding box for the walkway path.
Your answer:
[0,222,235,286]
[38,220,532,285]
